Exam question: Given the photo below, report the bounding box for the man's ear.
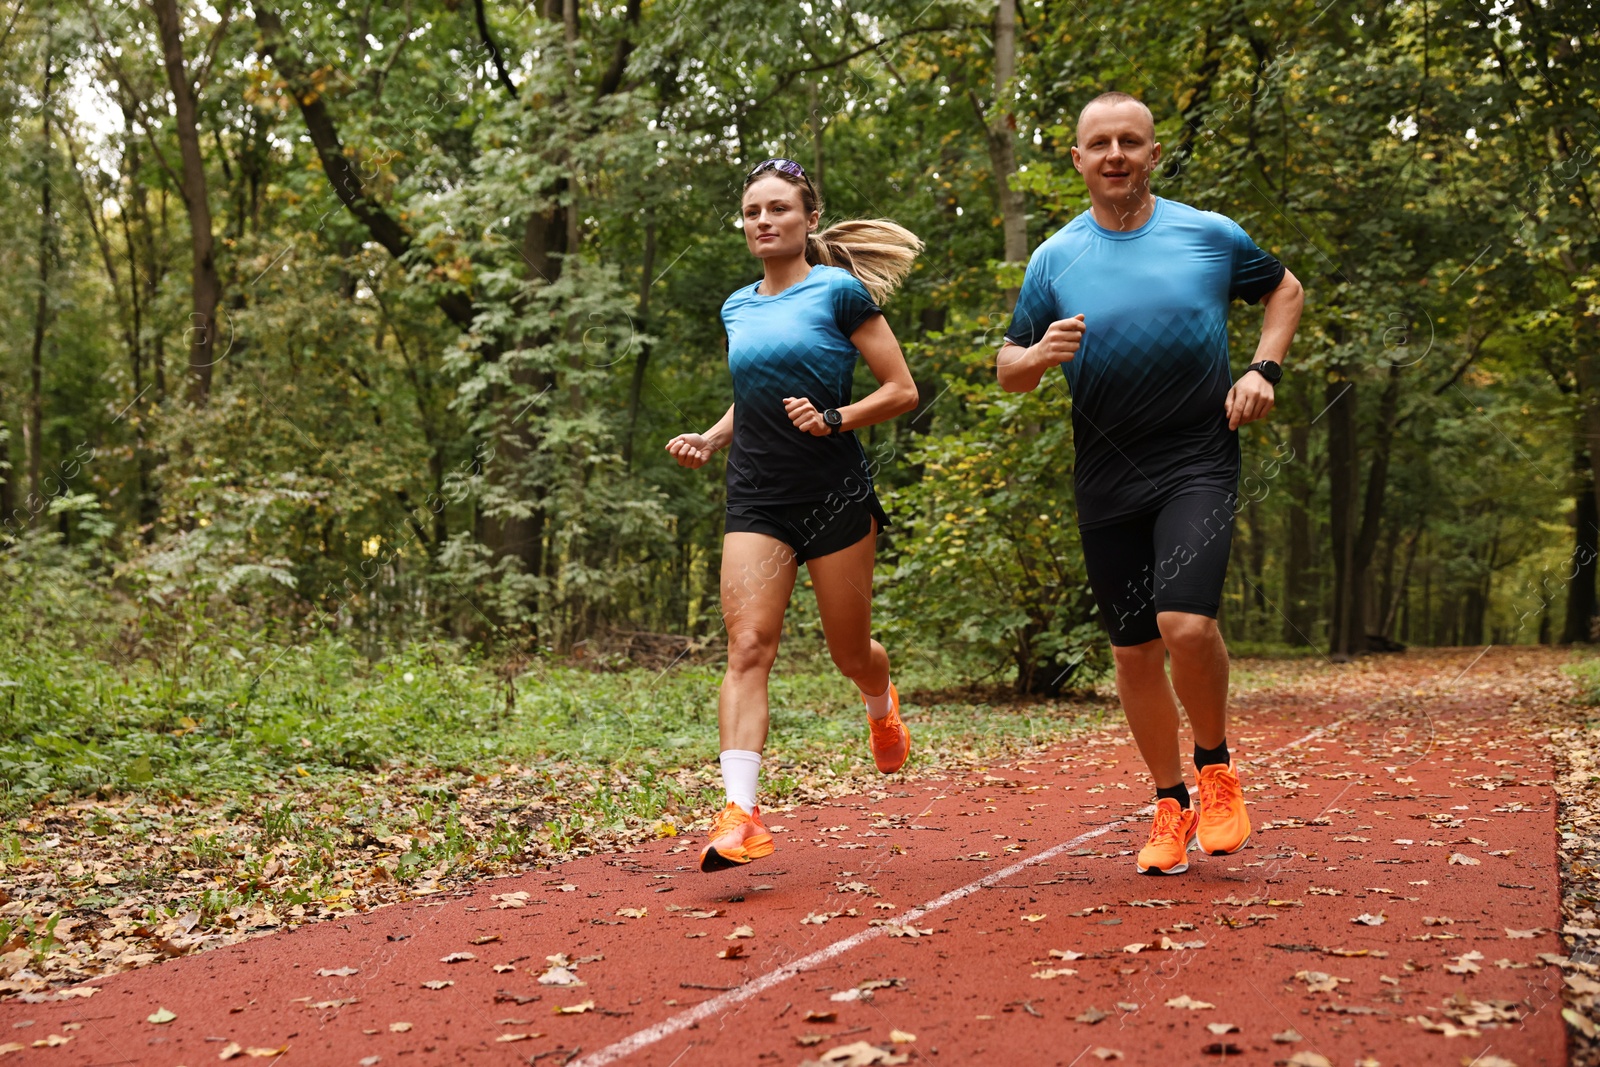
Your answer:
[1151,141,1162,165]
[1070,145,1083,173]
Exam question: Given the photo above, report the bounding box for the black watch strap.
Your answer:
[1248,360,1282,385]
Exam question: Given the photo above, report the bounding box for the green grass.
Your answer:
[1564,651,1600,706]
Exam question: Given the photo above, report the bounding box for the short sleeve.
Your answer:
[1004,253,1060,348]
[830,271,882,338]
[1228,220,1286,305]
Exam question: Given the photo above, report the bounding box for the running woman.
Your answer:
[996,93,1304,875]
[666,158,922,874]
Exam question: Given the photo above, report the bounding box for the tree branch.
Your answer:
[472,0,517,98]
[254,2,475,330]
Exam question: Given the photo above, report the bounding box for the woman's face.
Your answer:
[741,175,817,261]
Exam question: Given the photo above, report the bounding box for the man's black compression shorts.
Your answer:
[1079,490,1237,646]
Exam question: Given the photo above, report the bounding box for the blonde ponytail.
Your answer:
[806,219,923,304]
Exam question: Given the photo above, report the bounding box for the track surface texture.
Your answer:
[0,648,1575,1066]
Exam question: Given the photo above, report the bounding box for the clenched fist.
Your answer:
[1032,314,1086,368]
[665,432,715,468]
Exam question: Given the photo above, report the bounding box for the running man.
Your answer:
[666,158,921,874]
[996,92,1304,875]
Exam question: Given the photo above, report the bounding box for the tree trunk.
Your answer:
[1283,417,1313,645]
[1565,452,1598,642]
[623,215,656,469]
[26,37,54,508]
[1326,375,1361,656]
[976,0,1027,308]
[150,0,222,405]
[807,80,826,203]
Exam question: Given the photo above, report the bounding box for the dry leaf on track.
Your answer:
[1165,995,1214,1010]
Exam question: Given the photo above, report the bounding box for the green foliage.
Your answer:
[882,314,1106,694]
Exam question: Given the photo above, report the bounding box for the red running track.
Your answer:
[0,651,1568,1066]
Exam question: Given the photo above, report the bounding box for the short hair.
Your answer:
[1076,92,1155,140]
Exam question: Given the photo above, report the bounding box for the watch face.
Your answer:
[1256,362,1282,384]
[824,409,843,427]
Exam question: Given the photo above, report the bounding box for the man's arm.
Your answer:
[996,315,1087,393]
[1224,268,1303,431]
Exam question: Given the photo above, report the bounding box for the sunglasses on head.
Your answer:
[747,157,807,180]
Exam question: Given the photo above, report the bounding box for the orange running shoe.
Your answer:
[1135,797,1198,875]
[699,802,775,873]
[1196,761,1251,855]
[866,684,910,773]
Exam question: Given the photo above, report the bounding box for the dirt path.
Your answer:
[0,649,1574,1065]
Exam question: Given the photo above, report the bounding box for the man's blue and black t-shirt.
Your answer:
[1004,197,1285,529]
[721,264,882,504]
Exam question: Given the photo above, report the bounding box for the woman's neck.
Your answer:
[758,253,813,295]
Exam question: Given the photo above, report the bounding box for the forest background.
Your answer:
[1,0,1598,811]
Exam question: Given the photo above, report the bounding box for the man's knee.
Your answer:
[726,629,780,675]
[1112,639,1166,679]
[1157,612,1221,658]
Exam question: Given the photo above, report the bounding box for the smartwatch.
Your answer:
[822,408,844,435]
[1247,360,1283,386]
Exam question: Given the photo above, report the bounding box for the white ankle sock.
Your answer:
[862,681,894,719]
[719,750,762,812]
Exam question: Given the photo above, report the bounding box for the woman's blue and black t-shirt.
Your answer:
[1003,197,1285,529]
[721,264,882,504]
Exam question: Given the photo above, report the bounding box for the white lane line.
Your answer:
[570,715,1358,1067]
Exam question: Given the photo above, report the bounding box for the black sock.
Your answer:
[1155,782,1191,809]
[1195,739,1231,772]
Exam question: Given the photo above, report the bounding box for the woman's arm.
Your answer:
[665,403,735,468]
[784,315,919,436]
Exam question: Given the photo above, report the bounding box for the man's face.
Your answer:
[1071,101,1161,207]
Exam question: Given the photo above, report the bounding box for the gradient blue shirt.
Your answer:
[721,265,882,504]
[1004,197,1285,528]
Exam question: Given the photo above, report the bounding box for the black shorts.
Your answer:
[725,494,890,564]
[1080,490,1237,647]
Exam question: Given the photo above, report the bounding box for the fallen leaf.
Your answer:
[726,925,755,940]
[717,945,744,959]
[1464,1058,1516,1067]
[804,1010,838,1023]
[553,1000,595,1014]
[1021,914,1046,923]
[1352,913,1386,926]
[888,1030,915,1043]
[220,1043,244,1060]
[421,980,453,990]
[0,1046,24,1058]
[797,1034,826,1047]
[30,1035,70,1048]
[1075,1006,1109,1024]
[616,908,648,919]
[389,1022,412,1032]
[1504,928,1540,939]
[1091,1051,1123,1062]
[1287,1054,1333,1067]
[244,1047,287,1057]
[1032,968,1076,979]
[1049,949,1084,960]
[492,891,529,909]
[1122,942,1148,954]
[471,934,502,945]
[440,951,475,963]
[1409,1016,1480,1037]
[315,966,359,977]
[1206,1023,1240,1035]
[830,989,863,1003]
[496,1033,540,1042]
[537,966,583,986]
[1272,1028,1304,1043]
[1296,970,1346,994]
[1164,995,1214,1010]
[147,1007,177,1025]
[1448,852,1481,866]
